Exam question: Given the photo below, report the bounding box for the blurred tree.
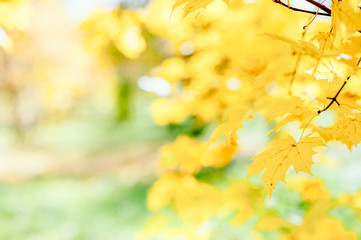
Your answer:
[81,7,169,121]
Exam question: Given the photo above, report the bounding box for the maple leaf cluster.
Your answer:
[163,0,361,197]
[81,0,361,237]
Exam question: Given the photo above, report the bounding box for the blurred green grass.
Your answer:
[0,176,152,240]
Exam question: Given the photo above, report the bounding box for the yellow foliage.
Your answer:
[160,135,237,173]
[81,8,146,59]
[148,173,223,222]
[172,0,230,17]
[247,135,325,196]
[151,98,190,125]
[284,210,357,240]
[78,0,361,237]
[285,218,357,240]
[0,0,30,31]
[333,113,361,150]
[208,108,248,145]
[225,181,266,225]
[137,0,361,234]
[311,58,354,81]
[289,178,331,203]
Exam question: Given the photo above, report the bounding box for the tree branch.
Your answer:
[304,0,332,15]
[317,77,350,114]
[273,0,331,16]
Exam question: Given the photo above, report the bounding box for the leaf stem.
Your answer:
[299,113,318,140]
[288,54,301,95]
[340,103,361,113]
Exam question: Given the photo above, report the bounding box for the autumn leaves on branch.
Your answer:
[163,0,361,197]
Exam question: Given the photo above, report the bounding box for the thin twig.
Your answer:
[303,0,327,29]
[304,0,332,14]
[317,76,350,114]
[273,0,331,16]
[288,54,302,95]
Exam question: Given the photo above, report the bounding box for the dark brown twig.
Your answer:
[304,0,332,14]
[317,76,350,114]
[273,0,331,16]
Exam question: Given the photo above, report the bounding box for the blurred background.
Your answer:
[0,0,165,239]
[1,0,361,239]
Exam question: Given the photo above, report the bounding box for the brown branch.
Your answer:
[273,0,331,16]
[317,76,350,114]
[304,0,332,15]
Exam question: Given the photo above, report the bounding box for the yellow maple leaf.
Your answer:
[260,96,305,120]
[247,135,325,196]
[332,0,361,33]
[334,113,361,150]
[173,0,230,17]
[342,36,361,55]
[307,58,353,81]
[160,135,236,174]
[263,33,321,59]
[270,108,316,135]
[147,173,223,222]
[256,96,317,136]
[208,108,248,145]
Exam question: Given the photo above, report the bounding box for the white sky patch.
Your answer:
[137,76,172,97]
[287,214,303,226]
[336,53,352,60]
[314,109,335,127]
[0,27,8,47]
[226,77,242,91]
[64,0,120,23]
[279,0,332,22]
[289,0,332,10]
[180,41,194,56]
[304,68,314,75]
